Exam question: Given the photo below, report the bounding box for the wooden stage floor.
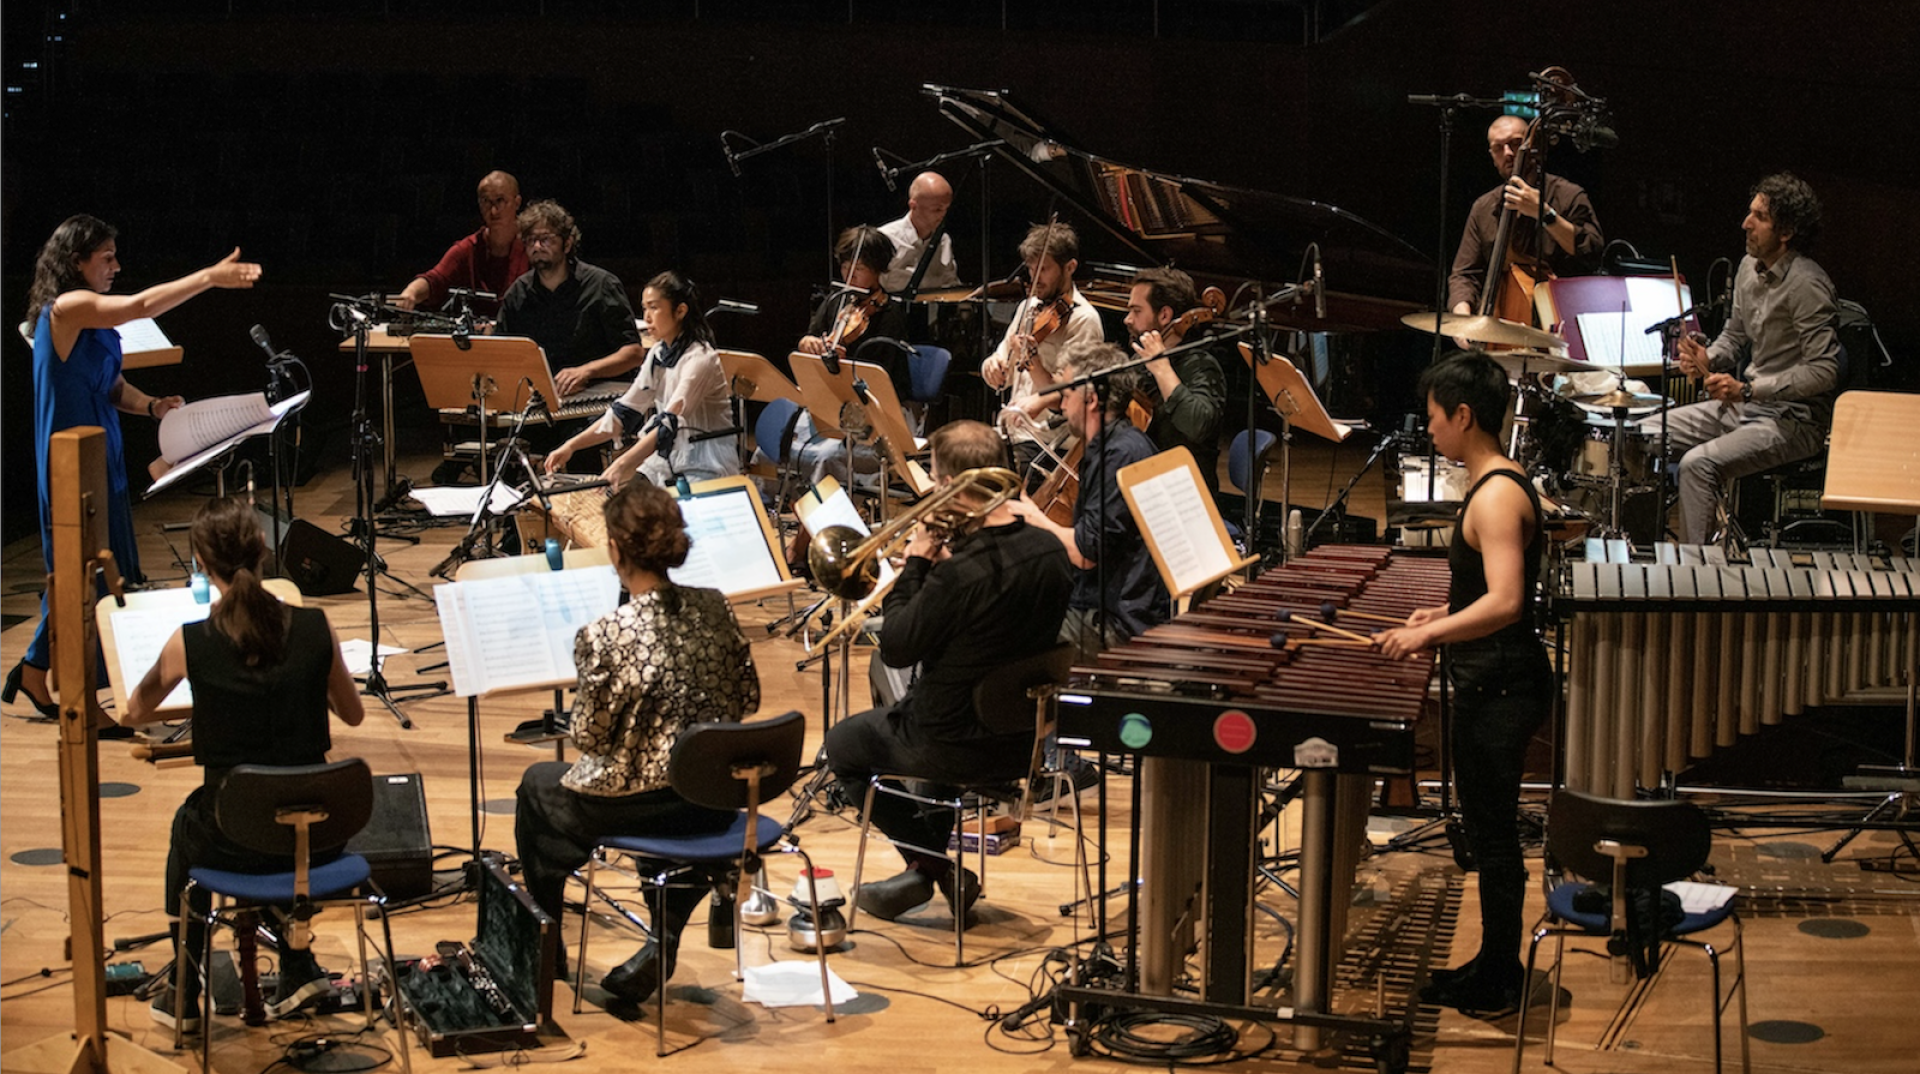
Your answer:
[4,441,1917,1074]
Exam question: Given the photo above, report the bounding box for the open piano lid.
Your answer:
[928,84,1432,332]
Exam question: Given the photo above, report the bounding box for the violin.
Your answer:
[825,287,889,353]
[1127,286,1228,429]
[1015,295,1072,371]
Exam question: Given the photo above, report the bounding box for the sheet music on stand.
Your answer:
[144,391,310,498]
[1237,344,1353,443]
[669,475,806,602]
[1117,447,1258,599]
[434,563,620,697]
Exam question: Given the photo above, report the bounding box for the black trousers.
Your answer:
[513,761,735,936]
[166,786,331,990]
[1448,635,1552,973]
[824,705,1030,871]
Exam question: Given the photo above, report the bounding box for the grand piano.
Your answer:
[925,85,1434,421]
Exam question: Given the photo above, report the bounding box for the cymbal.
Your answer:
[1401,311,1566,350]
[1487,349,1600,376]
[1583,387,1666,409]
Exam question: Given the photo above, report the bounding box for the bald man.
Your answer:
[878,171,962,294]
[1446,115,1603,317]
[395,170,529,317]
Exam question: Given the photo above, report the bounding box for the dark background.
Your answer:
[5,0,1915,545]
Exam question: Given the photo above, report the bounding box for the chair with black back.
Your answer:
[177,758,411,1071]
[845,642,1075,965]
[1515,789,1747,1074]
[572,710,834,1056]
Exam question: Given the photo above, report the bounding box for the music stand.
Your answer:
[719,348,801,473]
[1819,390,1920,861]
[790,351,934,507]
[410,335,556,486]
[1237,343,1358,551]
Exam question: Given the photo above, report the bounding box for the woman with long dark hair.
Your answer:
[3,215,261,721]
[123,497,364,1031]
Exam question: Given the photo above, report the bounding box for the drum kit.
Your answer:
[1401,311,1671,540]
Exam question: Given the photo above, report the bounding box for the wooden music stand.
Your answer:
[116,317,184,370]
[1820,390,1920,844]
[1116,447,1259,605]
[410,334,555,484]
[790,351,934,500]
[4,429,189,1074]
[1239,343,1354,558]
[718,349,801,473]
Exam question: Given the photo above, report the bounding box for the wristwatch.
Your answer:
[1541,205,1560,227]
[1740,380,1754,403]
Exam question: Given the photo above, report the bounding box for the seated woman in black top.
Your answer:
[124,497,365,1031]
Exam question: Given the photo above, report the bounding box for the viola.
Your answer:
[1016,295,1072,371]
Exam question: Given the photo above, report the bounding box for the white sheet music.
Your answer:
[434,565,620,697]
[115,317,174,355]
[1128,466,1231,596]
[108,597,212,709]
[1575,279,1695,371]
[410,483,523,518]
[158,392,274,464]
[671,487,785,596]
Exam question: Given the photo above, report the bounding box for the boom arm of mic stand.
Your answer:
[1303,432,1401,547]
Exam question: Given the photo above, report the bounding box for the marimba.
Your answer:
[1557,543,1920,797]
[1057,546,1448,1049]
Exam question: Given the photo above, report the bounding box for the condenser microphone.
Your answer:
[872,147,897,192]
[1313,247,1327,320]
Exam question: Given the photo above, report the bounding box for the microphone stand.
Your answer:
[336,293,448,726]
[726,117,846,279]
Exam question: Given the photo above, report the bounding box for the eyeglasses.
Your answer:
[525,232,562,248]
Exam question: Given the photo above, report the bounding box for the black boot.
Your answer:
[601,887,700,1005]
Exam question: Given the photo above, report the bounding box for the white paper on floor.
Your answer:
[740,961,857,1007]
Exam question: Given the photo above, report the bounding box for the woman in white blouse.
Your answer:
[543,270,736,489]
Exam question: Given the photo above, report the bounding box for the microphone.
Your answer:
[721,135,742,178]
[249,324,279,362]
[1573,117,1620,152]
[821,350,841,376]
[1313,247,1327,320]
[852,378,873,405]
[709,298,760,317]
[872,147,897,193]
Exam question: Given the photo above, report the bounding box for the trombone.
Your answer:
[801,466,1023,653]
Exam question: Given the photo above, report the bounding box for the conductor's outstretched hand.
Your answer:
[208,248,263,289]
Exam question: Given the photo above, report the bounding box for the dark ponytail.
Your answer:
[190,498,286,666]
[645,270,715,349]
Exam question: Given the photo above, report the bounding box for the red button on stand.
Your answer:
[1213,710,1257,755]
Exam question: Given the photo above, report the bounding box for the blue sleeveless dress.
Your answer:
[26,305,142,667]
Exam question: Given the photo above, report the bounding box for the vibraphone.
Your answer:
[1558,543,1920,797]
[1055,546,1448,1050]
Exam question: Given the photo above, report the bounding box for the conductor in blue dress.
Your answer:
[4,215,261,724]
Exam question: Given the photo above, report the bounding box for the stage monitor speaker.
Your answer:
[254,505,361,596]
[348,772,434,901]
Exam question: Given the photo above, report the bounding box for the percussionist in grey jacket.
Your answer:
[1651,172,1839,545]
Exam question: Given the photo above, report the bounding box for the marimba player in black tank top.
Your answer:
[1377,351,1551,1015]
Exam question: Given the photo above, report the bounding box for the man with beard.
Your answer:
[981,221,1104,488]
[1642,173,1840,545]
[496,199,644,398]
[1447,114,1603,326]
[1124,267,1226,497]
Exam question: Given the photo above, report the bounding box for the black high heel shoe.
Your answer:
[3,660,59,720]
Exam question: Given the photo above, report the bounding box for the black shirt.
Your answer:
[1142,332,1228,498]
[880,519,1072,742]
[183,605,335,793]
[1447,468,1546,650]
[807,290,914,401]
[496,259,642,368]
[1071,419,1169,639]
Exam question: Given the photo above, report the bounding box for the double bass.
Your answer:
[1475,66,1583,331]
